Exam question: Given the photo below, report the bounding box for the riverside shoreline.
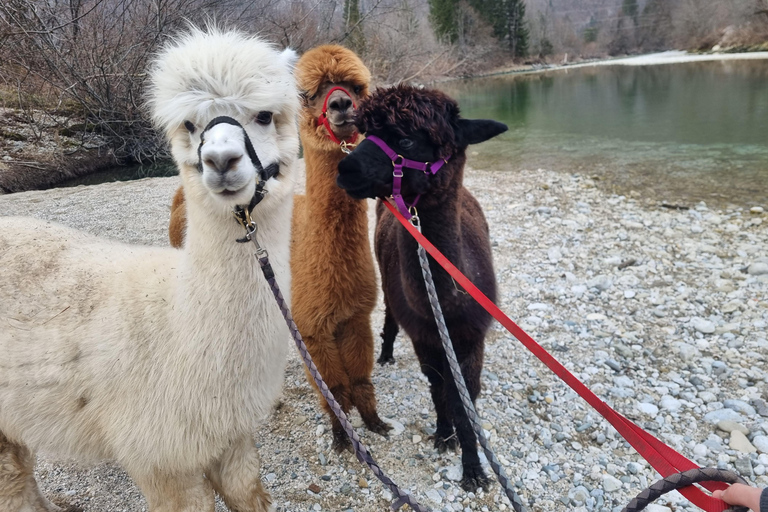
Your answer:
[1,161,766,512]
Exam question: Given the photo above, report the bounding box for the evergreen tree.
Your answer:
[429,0,460,43]
[472,0,529,57]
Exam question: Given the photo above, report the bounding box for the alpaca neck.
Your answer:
[303,143,368,236]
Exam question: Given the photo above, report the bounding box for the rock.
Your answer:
[716,420,749,435]
[412,434,422,444]
[645,505,672,512]
[704,409,745,424]
[358,477,368,488]
[383,418,405,436]
[748,262,768,276]
[587,313,607,321]
[751,206,765,214]
[637,403,659,416]
[753,435,768,454]
[308,483,322,493]
[659,396,682,412]
[721,300,744,313]
[693,444,708,457]
[445,465,463,482]
[724,399,757,416]
[673,342,700,362]
[425,489,443,504]
[588,275,613,291]
[602,474,623,492]
[690,317,716,334]
[729,431,756,453]
[548,246,562,263]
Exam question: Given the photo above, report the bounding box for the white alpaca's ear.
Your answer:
[279,48,299,72]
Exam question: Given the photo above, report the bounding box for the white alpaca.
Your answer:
[0,27,299,512]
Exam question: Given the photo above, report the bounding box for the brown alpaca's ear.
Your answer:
[456,119,508,146]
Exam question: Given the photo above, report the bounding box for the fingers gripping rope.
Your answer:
[622,468,749,512]
[416,243,528,512]
[254,250,431,512]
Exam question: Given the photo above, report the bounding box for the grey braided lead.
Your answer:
[416,244,528,512]
[622,468,748,512]
[255,253,431,512]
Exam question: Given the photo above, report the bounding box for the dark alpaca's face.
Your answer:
[337,130,440,200]
[338,85,507,201]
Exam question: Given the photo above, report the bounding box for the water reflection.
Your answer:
[440,60,768,207]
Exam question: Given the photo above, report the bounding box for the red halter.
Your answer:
[317,86,359,147]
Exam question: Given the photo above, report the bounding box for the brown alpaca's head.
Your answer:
[294,45,371,151]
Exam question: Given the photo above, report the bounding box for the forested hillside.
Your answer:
[1,0,766,165]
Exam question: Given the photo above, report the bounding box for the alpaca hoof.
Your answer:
[432,434,459,453]
[365,417,393,437]
[460,468,490,492]
[332,430,353,454]
[377,354,395,365]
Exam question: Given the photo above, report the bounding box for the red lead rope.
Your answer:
[383,199,730,512]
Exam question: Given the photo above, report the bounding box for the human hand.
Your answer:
[712,483,763,511]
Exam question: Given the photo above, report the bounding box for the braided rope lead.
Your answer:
[623,468,748,512]
[415,235,528,512]
[236,219,431,512]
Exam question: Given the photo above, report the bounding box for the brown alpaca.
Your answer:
[291,45,391,452]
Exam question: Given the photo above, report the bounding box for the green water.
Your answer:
[439,60,768,208]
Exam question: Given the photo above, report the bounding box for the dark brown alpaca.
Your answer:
[337,84,507,490]
[291,45,391,452]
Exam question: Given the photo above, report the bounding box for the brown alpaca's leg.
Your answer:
[168,186,187,248]
[337,315,392,437]
[0,431,65,512]
[130,468,214,512]
[301,332,353,452]
[378,301,398,365]
[207,436,273,512]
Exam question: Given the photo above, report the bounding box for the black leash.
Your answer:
[233,209,431,512]
[623,468,748,512]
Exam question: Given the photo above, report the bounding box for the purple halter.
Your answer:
[365,135,450,220]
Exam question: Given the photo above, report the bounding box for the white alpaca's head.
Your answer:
[146,26,299,212]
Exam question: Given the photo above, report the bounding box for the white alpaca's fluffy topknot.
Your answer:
[147,26,299,137]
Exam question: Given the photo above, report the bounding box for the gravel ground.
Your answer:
[1,162,767,512]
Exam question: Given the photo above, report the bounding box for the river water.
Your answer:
[438,59,768,209]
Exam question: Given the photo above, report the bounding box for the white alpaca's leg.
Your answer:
[130,469,214,512]
[0,432,63,512]
[206,436,273,512]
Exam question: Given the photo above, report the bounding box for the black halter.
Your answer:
[197,116,280,214]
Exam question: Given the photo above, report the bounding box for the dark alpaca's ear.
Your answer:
[456,119,508,146]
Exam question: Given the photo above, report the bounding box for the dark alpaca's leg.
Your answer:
[301,332,353,453]
[337,316,392,437]
[447,340,489,492]
[413,343,457,453]
[378,301,398,365]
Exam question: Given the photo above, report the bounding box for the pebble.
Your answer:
[659,396,682,412]
[602,474,623,492]
[753,435,768,454]
[690,317,716,334]
[748,262,768,276]
[724,399,757,416]
[716,420,749,435]
[729,431,757,453]
[705,409,746,424]
[637,403,659,416]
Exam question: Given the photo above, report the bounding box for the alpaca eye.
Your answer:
[353,85,362,95]
[399,138,414,150]
[255,111,273,125]
[184,120,196,134]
